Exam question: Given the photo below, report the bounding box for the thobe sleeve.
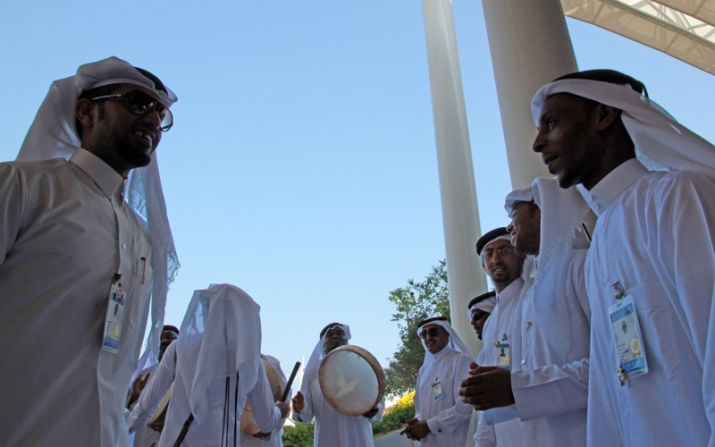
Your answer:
[511,256,590,421]
[246,361,283,433]
[425,355,473,435]
[474,411,496,447]
[126,341,177,431]
[0,164,25,265]
[651,173,715,446]
[414,368,423,420]
[267,356,290,430]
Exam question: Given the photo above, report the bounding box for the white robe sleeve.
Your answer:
[651,173,715,446]
[0,164,24,264]
[246,362,283,433]
[474,411,496,447]
[127,341,178,431]
[425,355,473,435]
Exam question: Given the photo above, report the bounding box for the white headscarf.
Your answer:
[16,56,179,371]
[468,292,497,315]
[416,317,470,390]
[505,177,590,271]
[531,78,715,176]
[176,284,261,424]
[300,323,352,397]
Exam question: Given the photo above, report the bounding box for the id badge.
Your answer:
[102,278,126,354]
[432,379,444,401]
[608,294,648,381]
[496,342,511,370]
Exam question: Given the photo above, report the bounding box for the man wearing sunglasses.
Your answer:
[403,317,472,446]
[0,57,178,446]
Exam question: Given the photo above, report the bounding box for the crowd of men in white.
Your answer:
[0,57,712,447]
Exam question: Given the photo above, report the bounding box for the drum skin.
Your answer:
[318,344,386,416]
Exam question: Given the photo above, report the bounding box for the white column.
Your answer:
[422,0,486,356]
[482,0,578,189]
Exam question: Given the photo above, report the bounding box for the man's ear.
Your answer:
[75,98,95,129]
[594,104,621,131]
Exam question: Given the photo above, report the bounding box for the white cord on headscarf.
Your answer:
[16,56,180,373]
[176,284,261,423]
[300,323,352,397]
[531,78,715,176]
[416,318,470,391]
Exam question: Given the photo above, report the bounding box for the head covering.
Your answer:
[468,291,497,315]
[300,323,352,397]
[476,227,511,256]
[416,317,470,390]
[176,284,261,426]
[505,178,590,270]
[17,56,179,372]
[531,73,715,176]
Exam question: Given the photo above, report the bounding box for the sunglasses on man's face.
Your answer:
[90,90,173,132]
[419,327,444,339]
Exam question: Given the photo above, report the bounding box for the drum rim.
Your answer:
[318,344,386,416]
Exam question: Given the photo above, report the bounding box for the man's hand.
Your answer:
[291,391,305,414]
[276,401,290,418]
[459,362,515,410]
[127,372,151,408]
[401,419,430,440]
[362,406,379,419]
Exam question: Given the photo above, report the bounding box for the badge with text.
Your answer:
[102,276,126,354]
[495,341,511,370]
[608,294,648,384]
[432,379,444,401]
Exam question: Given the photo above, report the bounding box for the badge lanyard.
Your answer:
[102,273,125,354]
[608,281,648,386]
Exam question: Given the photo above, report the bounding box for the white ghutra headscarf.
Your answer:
[17,56,179,371]
[416,317,470,391]
[176,284,262,425]
[531,77,715,176]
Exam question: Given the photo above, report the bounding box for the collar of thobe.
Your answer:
[496,277,524,306]
[432,344,455,360]
[531,78,715,176]
[70,149,124,199]
[577,158,648,216]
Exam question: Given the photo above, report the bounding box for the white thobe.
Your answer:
[146,344,282,446]
[474,279,527,447]
[580,159,715,447]
[240,355,289,447]
[507,248,590,446]
[127,343,178,445]
[292,376,383,447]
[128,364,162,447]
[415,345,473,446]
[0,150,153,446]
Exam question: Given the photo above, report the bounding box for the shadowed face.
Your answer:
[507,202,541,256]
[533,94,602,189]
[322,325,348,354]
[420,324,449,354]
[481,239,524,292]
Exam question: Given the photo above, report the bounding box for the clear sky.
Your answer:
[1,1,713,373]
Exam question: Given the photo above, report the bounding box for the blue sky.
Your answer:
[1,1,713,373]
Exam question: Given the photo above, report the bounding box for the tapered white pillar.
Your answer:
[422,0,486,356]
[482,0,578,189]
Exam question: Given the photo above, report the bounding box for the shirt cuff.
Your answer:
[426,417,443,435]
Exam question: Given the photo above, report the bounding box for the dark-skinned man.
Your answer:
[531,69,715,446]
[463,178,591,446]
[467,291,497,341]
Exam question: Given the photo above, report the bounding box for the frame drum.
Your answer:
[318,344,385,416]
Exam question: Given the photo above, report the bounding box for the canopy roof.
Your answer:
[562,0,715,74]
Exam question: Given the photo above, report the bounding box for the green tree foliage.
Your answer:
[385,260,450,395]
[282,423,314,447]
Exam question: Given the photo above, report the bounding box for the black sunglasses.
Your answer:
[90,90,173,132]
[419,327,444,339]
